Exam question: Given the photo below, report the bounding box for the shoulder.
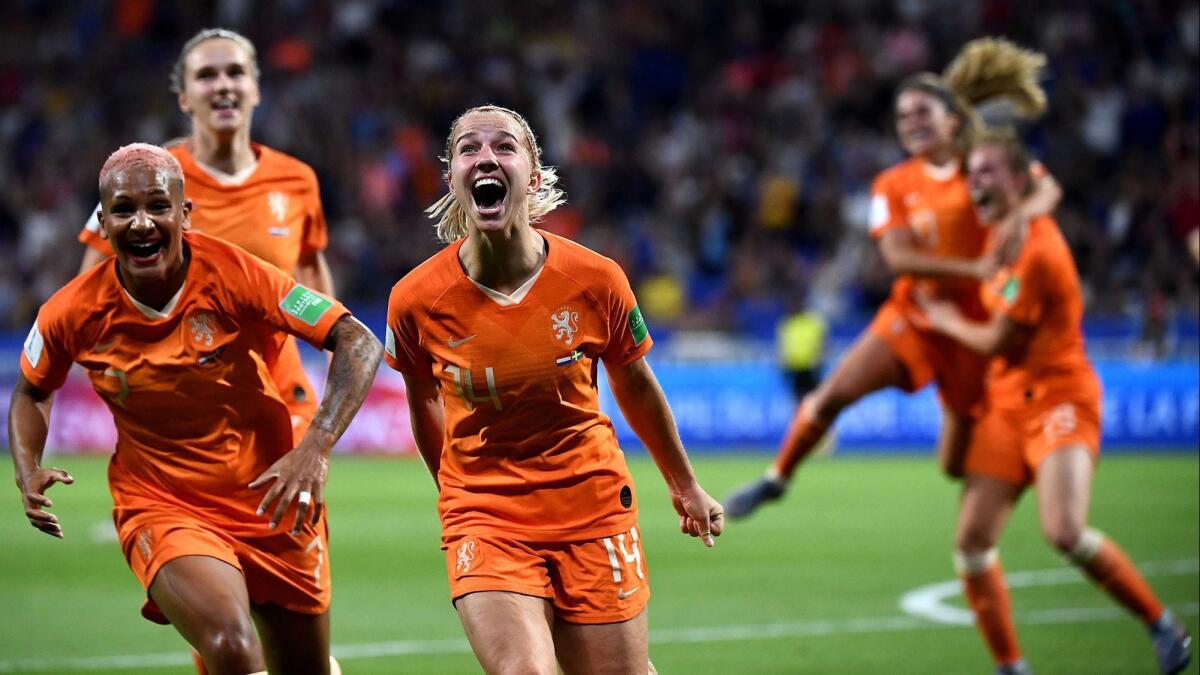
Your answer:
[388,243,463,316]
[543,231,628,289]
[186,231,262,279]
[256,144,319,185]
[38,264,114,333]
[871,159,919,193]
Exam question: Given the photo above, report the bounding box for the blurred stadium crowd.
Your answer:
[1,0,1197,341]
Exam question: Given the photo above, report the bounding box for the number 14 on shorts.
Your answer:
[602,527,645,591]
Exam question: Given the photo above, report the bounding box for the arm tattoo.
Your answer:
[311,316,383,440]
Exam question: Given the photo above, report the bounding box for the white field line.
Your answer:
[900,558,1199,625]
[1,560,1196,673]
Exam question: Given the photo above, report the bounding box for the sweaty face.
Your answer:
[967,144,1020,223]
[178,38,260,134]
[448,111,539,233]
[895,89,957,158]
[99,165,191,285]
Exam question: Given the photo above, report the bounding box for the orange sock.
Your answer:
[1077,537,1164,624]
[191,649,208,675]
[771,405,830,480]
[959,552,1022,666]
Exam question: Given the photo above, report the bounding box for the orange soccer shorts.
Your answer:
[867,300,988,416]
[117,504,330,624]
[270,335,319,443]
[965,392,1102,486]
[444,526,650,624]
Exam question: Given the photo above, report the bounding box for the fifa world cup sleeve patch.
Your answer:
[280,285,334,326]
[1001,277,1020,305]
[384,325,397,359]
[628,305,648,346]
[23,321,44,368]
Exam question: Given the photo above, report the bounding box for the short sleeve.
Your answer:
[79,201,114,255]
[598,261,653,366]
[19,307,76,392]
[384,285,434,376]
[868,174,906,239]
[300,170,328,255]
[227,246,349,348]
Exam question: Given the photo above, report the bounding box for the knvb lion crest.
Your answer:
[268,191,288,223]
[188,313,216,347]
[455,539,478,575]
[551,307,580,345]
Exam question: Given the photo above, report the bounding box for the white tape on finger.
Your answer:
[298,491,312,505]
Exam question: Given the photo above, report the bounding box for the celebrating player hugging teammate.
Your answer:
[914,129,1192,675]
[11,144,382,675]
[384,105,724,675]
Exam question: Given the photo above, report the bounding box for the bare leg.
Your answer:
[456,591,557,675]
[956,475,1026,668]
[251,601,331,675]
[937,406,973,479]
[553,608,649,675]
[148,556,265,675]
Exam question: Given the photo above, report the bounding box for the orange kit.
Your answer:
[386,231,653,621]
[965,215,1102,485]
[80,142,329,437]
[22,233,349,622]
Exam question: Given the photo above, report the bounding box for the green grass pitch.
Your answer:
[0,452,1195,674]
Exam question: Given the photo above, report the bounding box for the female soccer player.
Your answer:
[726,38,1063,518]
[385,105,723,674]
[12,144,382,675]
[78,28,333,442]
[917,131,1192,675]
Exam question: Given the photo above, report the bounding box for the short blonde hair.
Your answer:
[426,105,566,243]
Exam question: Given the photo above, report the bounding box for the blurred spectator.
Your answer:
[0,0,1196,342]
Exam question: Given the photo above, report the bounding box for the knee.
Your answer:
[805,388,846,422]
[1050,526,1105,564]
[955,525,997,555]
[492,656,555,675]
[953,547,997,576]
[196,621,259,671]
[1042,519,1088,556]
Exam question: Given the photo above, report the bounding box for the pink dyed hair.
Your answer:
[98,143,184,193]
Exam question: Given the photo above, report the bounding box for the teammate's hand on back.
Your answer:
[249,431,331,535]
[18,466,74,538]
[670,482,724,547]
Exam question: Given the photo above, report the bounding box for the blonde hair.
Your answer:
[426,105,566,243]
[170,28,260,94]
[899,37,1047,155]
[972,126,1034,190]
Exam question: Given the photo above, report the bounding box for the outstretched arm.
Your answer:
[251,315,383,533]
[401,369,445,490]
[8,374,73,538]
[605,357,723,547]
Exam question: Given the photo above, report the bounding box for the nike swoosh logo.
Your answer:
[618,586,640,600]
[94,340,117,353]
[448,335,477,348]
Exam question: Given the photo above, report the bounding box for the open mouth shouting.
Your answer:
[125,239,165,266]
[471,176,508,218]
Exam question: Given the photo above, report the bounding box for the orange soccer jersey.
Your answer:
[966,216,1102,484]
[79,142,329,434]
[21,232,349,526]
[385,231,652,543]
